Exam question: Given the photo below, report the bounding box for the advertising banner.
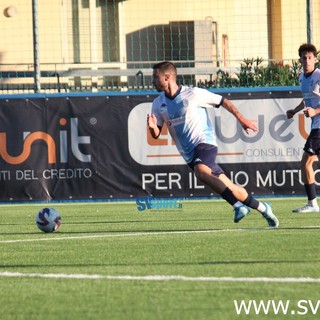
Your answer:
[0,89,315,202]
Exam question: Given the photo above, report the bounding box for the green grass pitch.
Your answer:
[1,198,320,320]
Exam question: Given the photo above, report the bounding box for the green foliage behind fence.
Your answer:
[1,56,320,93]
[198,58,302,89]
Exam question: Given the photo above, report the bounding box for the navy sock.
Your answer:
[243,195,259,209]
[220,188,238,206]
[305,183,316,200]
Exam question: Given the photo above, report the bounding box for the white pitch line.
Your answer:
[0,271,320,283]
[1,226,320,244]
[0,228,247,244]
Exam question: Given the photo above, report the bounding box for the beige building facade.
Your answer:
[0,0,319,89]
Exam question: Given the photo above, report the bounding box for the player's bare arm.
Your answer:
[286,100,305,118]
[147,113,161,139]
[221,98,258,134]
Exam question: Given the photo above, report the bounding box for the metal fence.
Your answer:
[0,0,319,93]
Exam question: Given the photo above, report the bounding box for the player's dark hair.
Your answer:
[298,43,318,57]
[152,61,177,76]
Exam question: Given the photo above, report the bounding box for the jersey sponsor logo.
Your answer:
[167,116,186,127]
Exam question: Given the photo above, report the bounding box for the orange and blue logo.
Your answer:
[0,117,91,165]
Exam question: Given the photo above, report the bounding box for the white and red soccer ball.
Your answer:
[36,208,62,233]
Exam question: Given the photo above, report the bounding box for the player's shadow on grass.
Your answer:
[1,259,320,269]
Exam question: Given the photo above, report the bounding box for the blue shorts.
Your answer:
[188,143,224,176]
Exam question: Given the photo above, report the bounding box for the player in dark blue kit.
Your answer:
[147,61,279,227]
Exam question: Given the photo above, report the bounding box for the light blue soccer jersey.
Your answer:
[151,86,223,163]
[299,68,320,129]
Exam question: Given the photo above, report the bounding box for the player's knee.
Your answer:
[302,158,314,170]
[194,168,210,183]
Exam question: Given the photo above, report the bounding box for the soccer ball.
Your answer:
[36,207,62,233]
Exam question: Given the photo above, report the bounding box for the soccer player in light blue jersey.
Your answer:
[147,61,279,227]
[287,43,320,213]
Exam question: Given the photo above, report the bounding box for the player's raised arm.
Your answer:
[221,98,259,134]
[286,100,305,119]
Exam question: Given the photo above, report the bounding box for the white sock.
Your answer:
[308,199,318,207]
[257,202,266,213]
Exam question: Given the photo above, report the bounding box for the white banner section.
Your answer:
[128,98,307,165]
